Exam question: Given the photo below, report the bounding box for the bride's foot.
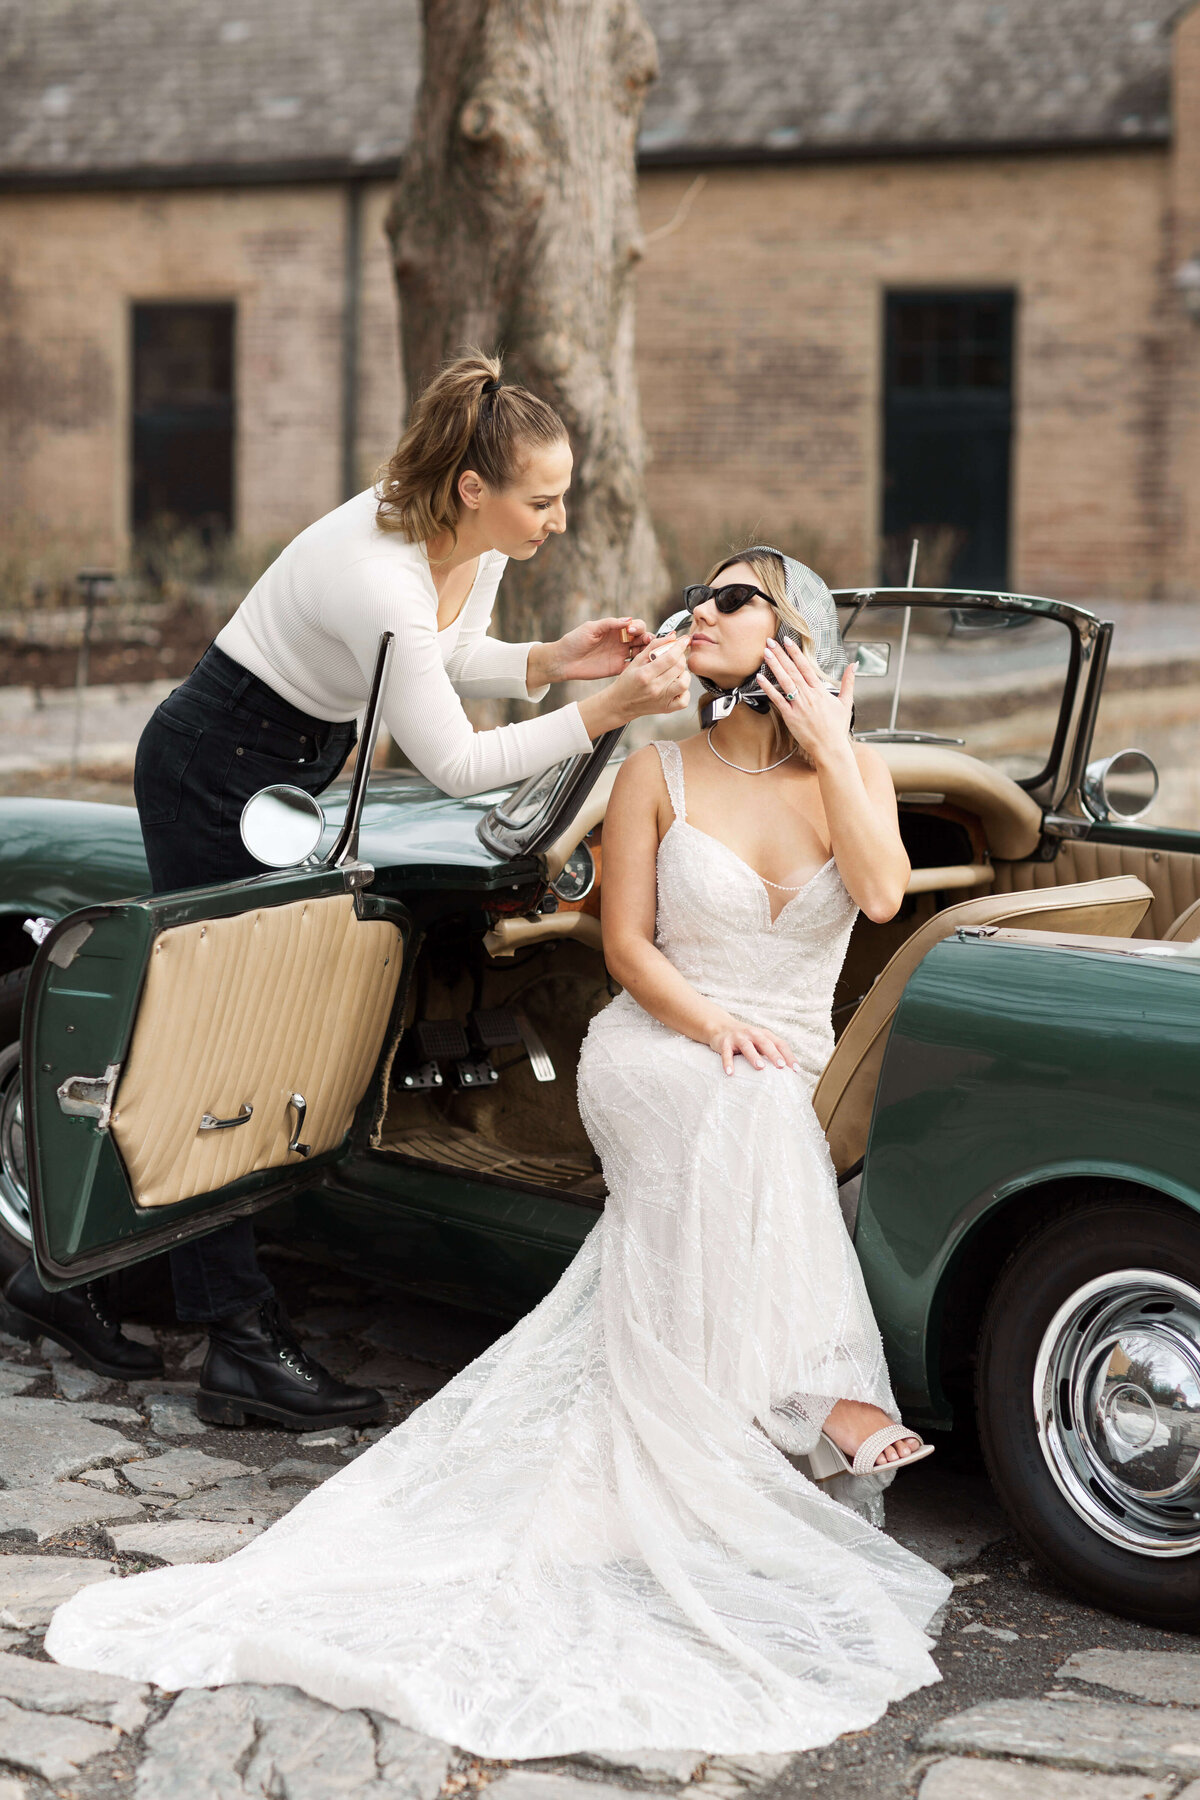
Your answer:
[823,1400,924,1469]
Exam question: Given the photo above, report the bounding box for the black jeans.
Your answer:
[133,644,357,1324]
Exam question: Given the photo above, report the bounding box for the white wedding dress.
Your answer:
[47,740,950,1757]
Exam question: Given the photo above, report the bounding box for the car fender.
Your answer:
[0,800,149,950]
[854,932,1200,1426]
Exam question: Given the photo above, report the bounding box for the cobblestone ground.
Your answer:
[0,1244,1195,1800]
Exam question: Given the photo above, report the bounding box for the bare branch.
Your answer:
[642,176,708,250]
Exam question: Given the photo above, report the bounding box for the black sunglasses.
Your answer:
[682,583,776,616]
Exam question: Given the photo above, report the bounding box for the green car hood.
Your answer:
[0,777,528,924]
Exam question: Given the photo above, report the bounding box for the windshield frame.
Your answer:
[832,586,1105,806]
[476,587,1109,861]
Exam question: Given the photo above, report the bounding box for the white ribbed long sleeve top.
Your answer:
[214,489,591,798]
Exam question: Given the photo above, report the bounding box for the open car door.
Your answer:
[24,629,412,1288]
[24,867,410,1287]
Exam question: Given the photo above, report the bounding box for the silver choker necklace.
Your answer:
[705,727,795,775]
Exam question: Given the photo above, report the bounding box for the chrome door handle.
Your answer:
[199,1104,253,1131]
[287,1093,311,1158]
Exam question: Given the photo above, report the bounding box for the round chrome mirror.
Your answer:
[240,785,326,868]
[1083,748,1160,824]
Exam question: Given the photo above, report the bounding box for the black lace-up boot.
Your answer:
[2,1257,164,1378]
[197,1298,385,1430]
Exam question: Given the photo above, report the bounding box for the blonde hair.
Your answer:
[375,349,567,549]
[705,548,814,650]
[705,547,814,759]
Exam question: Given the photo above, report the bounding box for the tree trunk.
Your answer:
[387,0,668,659]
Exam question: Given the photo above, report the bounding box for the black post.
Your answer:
[71,569,115,777]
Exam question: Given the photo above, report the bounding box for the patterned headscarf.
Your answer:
[738,545,848,684]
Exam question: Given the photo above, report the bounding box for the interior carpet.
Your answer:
[379,1122,603,1200]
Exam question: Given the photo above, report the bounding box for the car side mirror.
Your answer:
[850,641,891,678]
[1083,748,1159,823]
[238,629,395,875]
[240,785,327,868]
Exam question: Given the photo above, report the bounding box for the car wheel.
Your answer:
[977,1197,1200,1628]
[0,967,31,1278]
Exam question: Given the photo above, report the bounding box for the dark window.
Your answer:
[131,303,235,541]
[882,292,1014,590]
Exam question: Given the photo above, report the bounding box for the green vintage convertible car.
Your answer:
[1,588,1199,1629]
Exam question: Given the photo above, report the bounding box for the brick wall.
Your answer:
[1168,2,1200,600]
[0,144,1187,605]
[634,151,1173,601]
[354,184,406,492]
[0,178,401,569]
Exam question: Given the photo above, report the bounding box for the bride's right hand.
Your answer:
[707,1020,801,1076]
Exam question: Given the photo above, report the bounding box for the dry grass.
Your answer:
[0,762,136,807]
[0,512,282,623]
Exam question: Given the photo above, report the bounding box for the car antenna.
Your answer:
[886,539,918,734]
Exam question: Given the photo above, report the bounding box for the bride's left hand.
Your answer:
[539,617,655,684]
[757,638,854,765]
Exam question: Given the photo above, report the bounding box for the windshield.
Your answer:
[839,597,1074,783]
[479,593,1085,859]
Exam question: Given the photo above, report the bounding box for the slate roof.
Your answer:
[0,0,1189,188]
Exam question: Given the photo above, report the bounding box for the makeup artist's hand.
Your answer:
[530,618,654,686]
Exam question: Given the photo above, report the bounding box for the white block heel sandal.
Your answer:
[807,1423,935,1480]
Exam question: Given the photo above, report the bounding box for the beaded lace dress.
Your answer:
[46,739,950,1758]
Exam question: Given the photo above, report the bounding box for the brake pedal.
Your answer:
[455,1057,499,1089]
[468,1008,524,1052]
[467,1007,555,1081]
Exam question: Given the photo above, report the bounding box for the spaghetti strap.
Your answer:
[653,739,687,823]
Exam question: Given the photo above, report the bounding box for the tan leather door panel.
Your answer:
[816,876,1152,1178]
[110,893,403,1208]
[991,842,1200,939]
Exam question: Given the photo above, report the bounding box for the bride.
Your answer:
[46,546,951,1758]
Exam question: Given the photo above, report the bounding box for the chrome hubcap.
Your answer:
[1035,1270,1200,1557]
[0,1047,31,1249]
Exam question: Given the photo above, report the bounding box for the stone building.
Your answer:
[1,0,1197,602]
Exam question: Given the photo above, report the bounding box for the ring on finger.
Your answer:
[784,688,798,701]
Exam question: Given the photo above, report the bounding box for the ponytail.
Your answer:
[376,348,566,549]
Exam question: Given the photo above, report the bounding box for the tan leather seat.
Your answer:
[990,842,1200,940]
[1165,897,1200,942]
[814,875,1153,1177]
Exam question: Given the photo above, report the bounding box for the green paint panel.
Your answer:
[859,933,1200,1421]
[0,801,149,926]
[0,780,535,940]
[1088,819,1200,857]
[299,1163,591,1318]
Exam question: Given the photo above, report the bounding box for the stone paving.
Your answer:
[0,1248,1198,1800]
[0,680,172,779]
